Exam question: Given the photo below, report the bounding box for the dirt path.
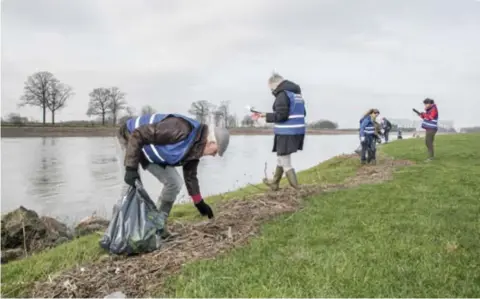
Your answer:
[31,155,413,298]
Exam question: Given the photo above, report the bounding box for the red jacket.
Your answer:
[420,104,439,130]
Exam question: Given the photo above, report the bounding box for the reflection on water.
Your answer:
[1,135,365,222]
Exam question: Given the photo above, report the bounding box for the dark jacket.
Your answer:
[265,80,306,156]
[383,119,392,131]
[118,116,207,198]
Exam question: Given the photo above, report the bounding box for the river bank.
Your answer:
[1,126,360,138]
[2,133,479,297]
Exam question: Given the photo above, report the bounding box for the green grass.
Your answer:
[0,152,359,297]
[163,133,480,297]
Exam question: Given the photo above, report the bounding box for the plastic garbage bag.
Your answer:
[354,144,362,156]
[99,180,164,255]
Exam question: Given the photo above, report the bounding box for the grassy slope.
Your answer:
[164,133,480,297]
[1,150,359,297]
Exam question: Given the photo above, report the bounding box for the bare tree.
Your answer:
[210,100,233,128]
[188,100,213,124]
[5,113,29,125]
[217,100,230,124]
[47,80,74,124]
[227,114,238,128]
[241,114,254,127]
[107,87,127,125]
[118,106,136,125]
[213,110,224,127]
[87,88,111,125]
[125,106,136,117]
[18,71,56,125]
[140,105,156,115]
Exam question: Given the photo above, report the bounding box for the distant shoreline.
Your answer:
[1,126,361,138]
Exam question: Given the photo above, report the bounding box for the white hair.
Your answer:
[207,126,217,143]
[268,72,284,85]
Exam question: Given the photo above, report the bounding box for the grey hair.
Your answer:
[207,125,217,143]
[268,72,284,86]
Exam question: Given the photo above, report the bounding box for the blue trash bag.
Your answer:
[99,180,164,255]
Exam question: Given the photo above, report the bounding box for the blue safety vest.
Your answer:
[359,116,375,136]
[273,91,306,135]
[126,113,201,166]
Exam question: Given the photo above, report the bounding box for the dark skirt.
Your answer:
[272,134,305,156]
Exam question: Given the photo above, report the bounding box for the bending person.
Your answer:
[117,113,230,238]
[359,109,380,165]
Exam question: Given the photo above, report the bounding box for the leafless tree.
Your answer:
[86,88,111,125]
[213,110,224,127]
[5,113,29,125]
[227,114,238,128]
[217,100,230,125]
[47,81,74,124]
[107,87,127,125]
[18,71,56,125]
[188,100,213,124]
[241,114,254,127]
[140,105,157,115]
[210,100,234,128]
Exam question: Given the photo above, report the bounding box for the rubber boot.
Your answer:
[263,166,283,191]
[285,169,300,189]
[155,211,171,240]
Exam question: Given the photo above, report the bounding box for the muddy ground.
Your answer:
[30,156,413,298]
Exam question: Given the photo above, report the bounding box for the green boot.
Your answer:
[263,166,284,191]
[285,169,300,189]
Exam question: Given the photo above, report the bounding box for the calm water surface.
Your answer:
[1,135,373,222]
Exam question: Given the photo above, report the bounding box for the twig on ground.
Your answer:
[22,219,28,257]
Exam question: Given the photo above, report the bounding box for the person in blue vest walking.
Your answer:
[116,113,230,238]
[252,73,306,190]
[359,109,381,164]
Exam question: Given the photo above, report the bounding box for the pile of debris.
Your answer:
[1,206,109,263]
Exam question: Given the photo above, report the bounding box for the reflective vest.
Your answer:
[273,91,306,135]
[126,114,200,166]
[421,105,439,130]
[359,116,375,136]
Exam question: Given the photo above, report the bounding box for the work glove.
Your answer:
[360,136,365,143]
[124,166,140,187]
[194,199,214,219]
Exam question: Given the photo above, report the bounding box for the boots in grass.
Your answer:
[263,166,284,191]
[285,168,300,189]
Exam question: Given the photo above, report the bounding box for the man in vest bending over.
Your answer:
[252,73,306,190]
[117,113,230,237]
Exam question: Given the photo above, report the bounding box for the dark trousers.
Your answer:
[384,129,390,142]
[361,135,377,162]
[425,129,437,158]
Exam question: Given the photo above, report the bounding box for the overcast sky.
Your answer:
[1,0,479,128]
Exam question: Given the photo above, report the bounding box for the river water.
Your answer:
[1,135,373,222]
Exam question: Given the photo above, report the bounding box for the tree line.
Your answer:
[14,71,338,129]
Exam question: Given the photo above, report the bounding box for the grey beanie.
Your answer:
[213,127,230,157]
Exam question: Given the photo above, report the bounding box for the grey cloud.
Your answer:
[1,0,479,128]
[1,0,105,33]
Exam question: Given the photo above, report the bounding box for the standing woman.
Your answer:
[414,98,439,161]
[252,73,306,190]
[359,109,380,164]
